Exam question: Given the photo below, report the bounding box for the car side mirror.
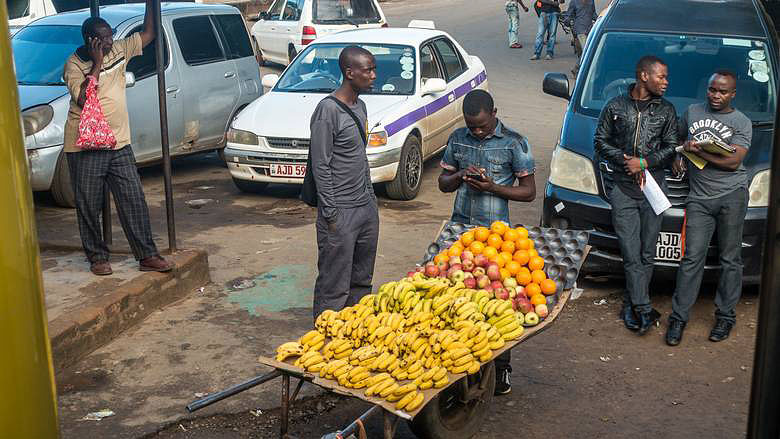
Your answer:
[125,71,136,88]
[543,72,569,100]
[262,74,280,89]
[421,78,447,95]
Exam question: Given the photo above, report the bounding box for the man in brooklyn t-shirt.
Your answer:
[666,70,752,346]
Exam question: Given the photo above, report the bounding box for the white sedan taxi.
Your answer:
[224,22,488,200]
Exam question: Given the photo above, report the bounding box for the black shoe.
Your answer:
[709,319,734,342]
[620,304,640,331]
[495,368,511,395]
[666,318,686,346]
[637,308,661,336]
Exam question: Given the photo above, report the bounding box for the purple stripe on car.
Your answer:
[384,70,487,137]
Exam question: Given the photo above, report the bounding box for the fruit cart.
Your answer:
[187,223,588,439]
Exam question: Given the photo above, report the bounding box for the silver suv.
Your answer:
[14,3,262,207]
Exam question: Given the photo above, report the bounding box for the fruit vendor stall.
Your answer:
[187,221,589,439]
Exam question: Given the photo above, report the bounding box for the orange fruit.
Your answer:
[490,221,508,236]
[448,245,463,257]
[516,239,532,251]
[491,256,506,268]
[530,292,546,305]
[515,270,532,286]
[474,227,490,242]
[518,266,531,276]
[528,249,539,258]
[499,268,511,280]
[506,260,522,276]
[515,227,529,240]
[513,250,530,266]
[528,256,545,271]
[531,269,547,285]
[469,241,485,255]
[434,253,448,265]
[526,283,542,298]
[461,231,475,247]
[500,240,516,254]
[504,228,519,243]
[540,278,557,295]
[499,251,514,264]
[487,234,503,249]
[483,246,499,260]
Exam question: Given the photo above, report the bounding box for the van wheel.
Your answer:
[288,45,297,65]
[232,177,268,194]
[51,152,76,208]
[385,134,422,200]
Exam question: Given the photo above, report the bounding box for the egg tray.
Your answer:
[421,222,590,290]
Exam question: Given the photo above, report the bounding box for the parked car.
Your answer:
[15,2,261,207]
[250,0,387,66]
[224,23,488,200]
[541,0,775,284]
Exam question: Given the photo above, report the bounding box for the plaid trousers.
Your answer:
[67,147,159,262]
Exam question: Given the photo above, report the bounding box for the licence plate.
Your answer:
[269,163,306,177]
[656,232,682,262]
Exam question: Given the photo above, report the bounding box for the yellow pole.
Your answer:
[0,2,60,436]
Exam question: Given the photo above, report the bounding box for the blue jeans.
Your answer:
[506,3,520,45]
[670,188,748,324]
[534,12,558,56]
[610,185,664,314]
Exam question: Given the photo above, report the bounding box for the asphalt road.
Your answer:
[37,0,759,438]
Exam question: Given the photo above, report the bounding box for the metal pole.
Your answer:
[281,374,290,438]
[152,0,177,252]
[185,370,282,412]
[89,0,98,17]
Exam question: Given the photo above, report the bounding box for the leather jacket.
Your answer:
[594,87,678,189]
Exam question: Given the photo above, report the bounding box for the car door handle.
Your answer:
[224,72,236,78]
[166,86,179,94]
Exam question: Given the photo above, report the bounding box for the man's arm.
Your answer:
[73,39,104,107]
[464,173,536,202]
[594,103,626,168]
[138,0,157,48]
[439,168,465,193]
[517,0,529,12]
[310,114,338,218]
[537,0,560,6]
[686,141,748,172]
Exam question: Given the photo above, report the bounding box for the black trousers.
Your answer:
[67,147,159,263]
[313,202,379,319]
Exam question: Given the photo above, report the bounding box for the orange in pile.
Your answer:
[433,221,558,305]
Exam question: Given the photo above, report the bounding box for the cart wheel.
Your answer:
[409,361,495,439]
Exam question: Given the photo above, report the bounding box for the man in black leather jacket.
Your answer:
[594,55,678,335]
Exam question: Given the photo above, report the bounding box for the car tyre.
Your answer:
[232,177,268,193]
[51,152,76,208]
[385,134,423,200]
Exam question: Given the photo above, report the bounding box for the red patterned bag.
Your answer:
[76,75,117,150]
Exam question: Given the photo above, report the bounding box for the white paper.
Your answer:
[642,170,671,215]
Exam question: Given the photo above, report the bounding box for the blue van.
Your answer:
[541,0,776,284]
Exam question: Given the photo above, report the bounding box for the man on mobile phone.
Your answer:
[439,90,536,395]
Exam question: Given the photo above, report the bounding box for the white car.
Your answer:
[251,0,388,66]
[224,23,489,200]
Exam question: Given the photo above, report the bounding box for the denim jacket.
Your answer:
[441,120,535,227]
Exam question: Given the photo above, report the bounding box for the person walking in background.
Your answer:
[530,0,563,60]
[562,0,596,77]
[506,0,529,49]
[309,46,380,319]
[63,0,173,276]
[593,56,678,335]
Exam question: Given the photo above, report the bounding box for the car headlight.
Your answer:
[227,128,259,146]
[368,130,387,147]
[548,146,599,195]
[21,105,54,137]
[748,169,771,207]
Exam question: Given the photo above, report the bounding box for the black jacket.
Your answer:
[594,87,678,196]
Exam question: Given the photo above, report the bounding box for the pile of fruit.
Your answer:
[272,221,560,414]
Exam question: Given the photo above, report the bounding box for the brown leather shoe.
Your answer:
[90,261,113,276]
[139,255,173,272]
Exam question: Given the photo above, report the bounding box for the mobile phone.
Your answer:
[465,172,486,181]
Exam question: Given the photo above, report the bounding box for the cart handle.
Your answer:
[186,370,283,413]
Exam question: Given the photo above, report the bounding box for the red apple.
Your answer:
[484,284,494,293]
[436,260,449,273]
[449,263,463,273]
[461,250,474,261]
[472,267,486,277]
[424,262,439,278]
[503,277,518,289]
[476,275,490,289]
[474,254,489,268]
[515,285,526,298]
[449,270,466,283]
[462,259,475,272]
[463,277,477,289]
[464,272,475,279]
[494,288,509,300]
[515,296,534,314]
[415,265,425,273]
[407,271,416,278]
[448,256,462,266]
[535,304,549,318]
[490,280,504,291]
[487,263,501,282]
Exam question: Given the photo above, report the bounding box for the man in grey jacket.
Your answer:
[562,0,596,77]
[309,46,380,319]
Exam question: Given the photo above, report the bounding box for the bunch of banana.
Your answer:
[389,383,424,410]
[319,359,352,380]
[322,338,353,360]
[413,365,449,389]
[299,330,325,352]
[275,342,305,362]
[441,346,481,375]
[297,351,327,373]
[350,345,380,367]
[483,299,514,319]
[337,366,373,389]
[364,373,396,397]
[370,351,400,373]
[314,310,337,334]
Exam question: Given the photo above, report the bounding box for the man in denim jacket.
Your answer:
[439,89,536,395]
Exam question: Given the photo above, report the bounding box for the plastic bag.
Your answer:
[76,75,117,150]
